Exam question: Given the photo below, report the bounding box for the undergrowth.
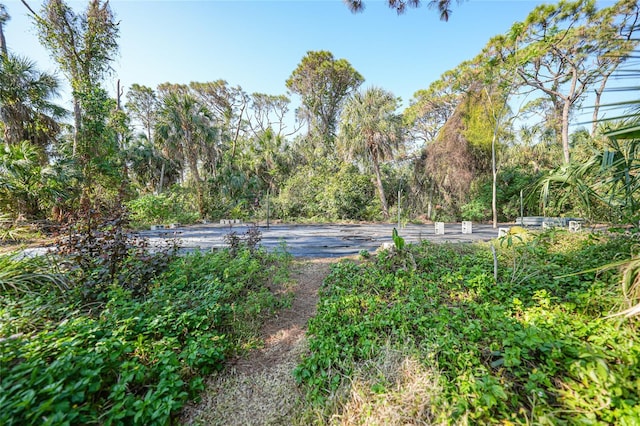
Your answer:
[295,230,640,424]
[0,243,291,425]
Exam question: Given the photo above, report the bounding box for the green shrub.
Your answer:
[277,164,377,221]
[126,189,199,226]
[460,198,489,222]
[325,166,377,220]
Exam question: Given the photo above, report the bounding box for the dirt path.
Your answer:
[180,257,335,426]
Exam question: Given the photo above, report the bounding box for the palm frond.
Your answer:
[0,252,69,294]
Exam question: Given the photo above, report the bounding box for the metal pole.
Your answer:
[520,189,524,223]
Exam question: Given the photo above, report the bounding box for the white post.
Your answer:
[462,221,472,234]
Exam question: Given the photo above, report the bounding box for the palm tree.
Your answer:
[155,90,214,217]
[338,87,404,218]
[0,54,66,150]
[0,141,72,218]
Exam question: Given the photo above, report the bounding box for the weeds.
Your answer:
[297,232,640,424]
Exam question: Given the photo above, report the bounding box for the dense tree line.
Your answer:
[1,0,638,228]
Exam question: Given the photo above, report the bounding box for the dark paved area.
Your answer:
[137,222,508,258]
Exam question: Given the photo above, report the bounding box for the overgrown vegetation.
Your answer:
[126,189,200,227]
[0,230,291,425]
[295,230,640,424]
[1,0,640,422]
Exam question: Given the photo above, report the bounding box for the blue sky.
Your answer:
[6,0,629,133]
[4,1,550,110]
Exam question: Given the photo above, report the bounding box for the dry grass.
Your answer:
[328,346,451,426]
[182,331,309,426]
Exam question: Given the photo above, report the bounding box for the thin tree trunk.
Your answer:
[561,98,571,164]
[592,74,610,136]
[373,159,389,219]
[561,70,579,164]
[230,102,246,160]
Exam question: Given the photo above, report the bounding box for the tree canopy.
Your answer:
[344,0,463,21]
[286,50,363,152]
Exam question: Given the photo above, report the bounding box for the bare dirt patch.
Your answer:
[180,257,336,426]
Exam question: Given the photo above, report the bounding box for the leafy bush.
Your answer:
[460,198,489,222]
[296,232,640,424]
[277,164,377,221]
[56,207,178,303]
[325,165,377,220]
[126,188,200,226]
[0,246,291,425]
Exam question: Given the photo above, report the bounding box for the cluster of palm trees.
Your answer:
[0,5,73,219]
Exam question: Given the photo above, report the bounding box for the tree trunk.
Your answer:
[373,158,389,219]
[491,130,498,229]
[230,102,246,160]
[561,70,579,164]
[592,74,610,136]
[561,97,571,164]
[72,98,81,157]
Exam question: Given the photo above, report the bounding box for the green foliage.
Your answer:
[461,89,496,160]
[0,52,65,147]
[0,246,290,425]
[126,189,199,226]
[536,133,640,223]
[277,163,378,221]
[124,138,178,194]
[76,87,126,203]
[296,232,640,423]
[326,166,378,220]
[337,86,403,217]
[462,167,543,222]
[0,252,68,294]
[391,228,404,251]
[286,50,364,145]
[0,142,77,219]
[460,198,489,222]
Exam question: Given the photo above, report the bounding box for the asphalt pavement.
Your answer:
[137,222,507,258]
